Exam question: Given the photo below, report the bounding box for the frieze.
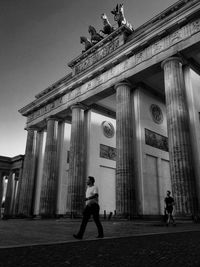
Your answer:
[145,128,168,152]
[152,40,164,55]
[170,29,183,45]
[74,37,120,74]
[135,51,145,64]
[191,19,200,33]
[27,96,64,123]
[129,17,200,68]
[27,18,200,124]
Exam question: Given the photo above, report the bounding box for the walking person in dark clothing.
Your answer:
[164,190,176,226]
[73,176,104,240]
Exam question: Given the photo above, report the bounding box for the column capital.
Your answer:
[25,126,38,131]
[114,80,132,91]
[70,103,88,111]
[161,57,183,69]
[46,116,58,122]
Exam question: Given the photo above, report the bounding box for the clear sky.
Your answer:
[0,0,177,157]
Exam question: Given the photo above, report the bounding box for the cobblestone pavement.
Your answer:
[0,231,200,267]
[0,219,200,266]
[0,218,200,247]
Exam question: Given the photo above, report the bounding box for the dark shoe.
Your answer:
[73,234,82,240]
[96,235,104,238]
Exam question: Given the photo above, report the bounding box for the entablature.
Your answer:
[19,0,200,122]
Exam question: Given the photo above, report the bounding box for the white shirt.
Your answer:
[86,185,99,206]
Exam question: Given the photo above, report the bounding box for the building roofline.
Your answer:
[18,0,199,117]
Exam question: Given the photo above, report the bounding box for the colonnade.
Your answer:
[15,56,199,219]
[0,168,23,219]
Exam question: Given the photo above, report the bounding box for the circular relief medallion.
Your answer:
[102,121,115,138]
[150,104,163,124]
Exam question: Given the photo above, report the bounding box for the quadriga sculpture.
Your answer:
[100,13,114,35]
[111,3,134,31]
[80,36,93,53]
[88,25,103,45]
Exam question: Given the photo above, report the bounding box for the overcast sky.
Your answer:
[0,0,178,157]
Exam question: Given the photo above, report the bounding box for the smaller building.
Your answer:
[0,155,24,218]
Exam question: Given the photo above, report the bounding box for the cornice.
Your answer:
[19,0,200,117]
[35,72,72,99]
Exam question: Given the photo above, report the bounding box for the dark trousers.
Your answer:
[77,203,104,238]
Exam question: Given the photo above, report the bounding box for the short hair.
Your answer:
[88,176,95,183]
[167,190,171,194]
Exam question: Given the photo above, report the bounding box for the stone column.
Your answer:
[40,118,58,217]
[67,104,86,217]
[0,171,3,218]
[115,81,135,218]
[14,167,23,216]
[10,173,18,215]
[162,57,198,216]
[56,120,65,215]
[4,171,14,218]
[33,130,45,216]
[18,129,37,217]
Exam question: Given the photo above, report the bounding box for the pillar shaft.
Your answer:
[40,118,58,216]
[4,172,14,217]
[67,104,86,216]
[115,81,135,218]
[162,57,198,215]
[14,167,23,215]
[0,171,3,218]
[56,121,65,215]
[33,131,45,216]
[18,129,36,216]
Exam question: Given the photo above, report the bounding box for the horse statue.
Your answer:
[80,36,93,53]
[88,25,103,45]
[111,3,134,31]
[100,13,115,35]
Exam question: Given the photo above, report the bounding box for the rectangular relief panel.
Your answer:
[100,144,116,161]
[145,128,168,152]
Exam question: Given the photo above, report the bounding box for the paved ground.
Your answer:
[0,218,200,266]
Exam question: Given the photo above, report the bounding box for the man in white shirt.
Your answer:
[73,176,104,240]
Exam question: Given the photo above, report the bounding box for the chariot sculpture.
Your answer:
[100,13,114,35]
[88,25,103,45]
[111,3,133,31]
[80,36,93,53]
[80,4,133,53]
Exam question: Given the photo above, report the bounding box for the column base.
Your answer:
[115,212,135,220]
[32,215,42,220]
[65,212,82,219]
[40,214,57,219]
[15,213,31,219]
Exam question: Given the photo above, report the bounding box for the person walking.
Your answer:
[73,176,104,240]
[164,190,176,226]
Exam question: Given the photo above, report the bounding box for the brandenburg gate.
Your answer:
[12,0,200,219]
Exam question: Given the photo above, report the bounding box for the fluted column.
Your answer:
[67,104,86,217]
[56,120,66,215]
[14,167,23,215]
[33,130,45,216]
[0,171,3,218]
[18,129,37,217]
[162,57,198,216]
[10,173,18,216]
[115,81,135,218]
[4,172,14,218]
[40,118,58,216]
